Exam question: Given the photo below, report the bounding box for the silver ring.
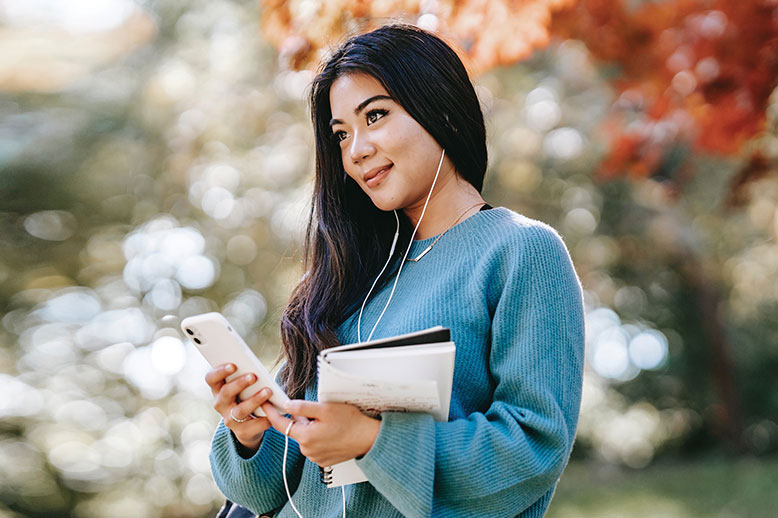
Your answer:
[230,407,249,423]
[284,421,294,436]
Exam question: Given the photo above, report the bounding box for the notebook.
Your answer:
[316,326,456,487]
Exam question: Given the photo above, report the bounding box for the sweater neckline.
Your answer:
[407,205,504,256]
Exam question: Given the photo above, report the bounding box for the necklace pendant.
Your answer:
[408,244,432,262]
[404,202,484,262]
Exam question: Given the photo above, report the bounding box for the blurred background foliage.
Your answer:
[0,0,777,517]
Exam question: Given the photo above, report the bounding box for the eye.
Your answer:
[333,130,348,143]
[366,108,387,125]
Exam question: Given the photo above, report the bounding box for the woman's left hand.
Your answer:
[261,400,381,466]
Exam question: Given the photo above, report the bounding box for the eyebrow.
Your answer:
[329,95,393,128]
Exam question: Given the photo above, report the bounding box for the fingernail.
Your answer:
[225,364,235,373]
[262,388,272,397]
[245,374,255,382]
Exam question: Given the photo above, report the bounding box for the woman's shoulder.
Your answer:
[466,207,579,302]
[472,206,569,255]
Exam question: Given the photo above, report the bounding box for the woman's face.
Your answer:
[329,73,456,212]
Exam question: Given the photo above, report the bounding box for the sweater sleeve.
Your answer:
[209,364,306,515]
[209,420,305,515]
[356,224,585,517]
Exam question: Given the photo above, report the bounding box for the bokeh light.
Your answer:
[23,210,76,241]
[585,307,669,382]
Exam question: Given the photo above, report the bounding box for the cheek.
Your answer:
[395,124,439,161]
[344,166,362,185]
[387,123,419,150]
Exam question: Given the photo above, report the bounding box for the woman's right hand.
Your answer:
[205,363,274,454]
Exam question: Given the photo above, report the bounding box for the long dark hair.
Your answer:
[279,23,488,398]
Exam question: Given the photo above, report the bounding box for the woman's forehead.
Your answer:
[330,73,391,114]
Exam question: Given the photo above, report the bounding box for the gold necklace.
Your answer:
[406,202,485,262]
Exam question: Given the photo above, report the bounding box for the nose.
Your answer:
[349,130,375,164]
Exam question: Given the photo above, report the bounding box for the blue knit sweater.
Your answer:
[209,207,585,517]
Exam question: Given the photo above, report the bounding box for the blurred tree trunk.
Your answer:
[677,254,745,452]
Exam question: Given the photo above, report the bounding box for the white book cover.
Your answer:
[316,326,455,487]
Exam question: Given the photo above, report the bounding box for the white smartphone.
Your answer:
[181,312,289,417]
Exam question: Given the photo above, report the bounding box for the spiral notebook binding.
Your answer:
[317,358,334,485]
[320,465,334,484]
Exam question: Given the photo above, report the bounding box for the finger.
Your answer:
[205,363,236,385]
[284,400,325,419]
[234,387,273,416]
[205,364,236,395]
[262,401,296,437]
[228,398,270,427]
[225,405,272,447]
[228,403,257,423]
[214,373,257,412]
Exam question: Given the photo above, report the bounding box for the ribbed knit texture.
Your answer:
[209,207,585,518]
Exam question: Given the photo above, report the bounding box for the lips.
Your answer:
[364,164,393,188]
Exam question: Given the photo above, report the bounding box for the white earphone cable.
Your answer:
[358,148,446,342]
[283,426,305,518]
[357,210,399,342]
[283,426,346,518]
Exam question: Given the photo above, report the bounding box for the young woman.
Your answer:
[206,23,584,518]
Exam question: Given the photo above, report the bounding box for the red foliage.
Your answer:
[552,0,778,181]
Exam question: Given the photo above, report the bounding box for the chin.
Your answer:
[371,201,396,212]
[369,196,402,213]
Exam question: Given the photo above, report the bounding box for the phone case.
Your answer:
[181,312,289,416]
